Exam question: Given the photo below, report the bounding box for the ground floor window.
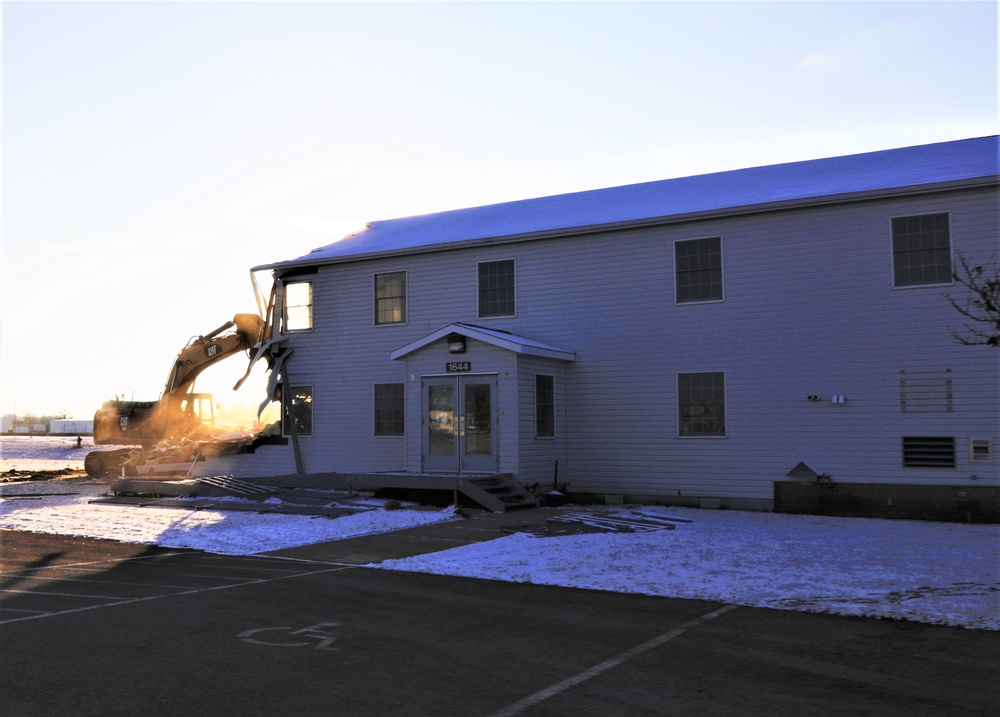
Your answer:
[678,372,726,436]
[284,385,313,437]
[535,374,555,438]
[374,383,405,436]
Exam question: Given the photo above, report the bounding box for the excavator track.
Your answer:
[84,448,134,478]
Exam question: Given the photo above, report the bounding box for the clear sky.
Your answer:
[2,0,997,422]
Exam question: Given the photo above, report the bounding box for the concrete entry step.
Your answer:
[459,475,539,512]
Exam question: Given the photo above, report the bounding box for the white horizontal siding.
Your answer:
[195,445,297,479]
[515,355,569,488]
[270,184,998,501]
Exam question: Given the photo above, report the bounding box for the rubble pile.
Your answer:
[120,422,280,477]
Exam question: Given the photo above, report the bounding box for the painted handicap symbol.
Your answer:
[239,621,341,650]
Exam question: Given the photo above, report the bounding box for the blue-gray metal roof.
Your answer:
[264,136,998,270]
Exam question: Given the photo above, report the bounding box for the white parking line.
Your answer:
[2,575,207,591]
[0,588,125,600]
[488,604,740,717]
[0,564,354,625]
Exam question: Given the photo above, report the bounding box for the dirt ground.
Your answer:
[0,468,88,484]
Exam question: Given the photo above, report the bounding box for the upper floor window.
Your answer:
[283,281,313,332]
[375,271,407,325]
[479,259,515,317]
[678,371,726,437]
[675,237,723,303]
[892,213,952,287]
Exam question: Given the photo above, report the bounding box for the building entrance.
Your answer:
[422,375,497,473]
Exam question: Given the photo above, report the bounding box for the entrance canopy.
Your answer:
[390,323,575,362]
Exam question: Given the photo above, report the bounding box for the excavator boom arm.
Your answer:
[92,313,265,449]
[162,313,263,396]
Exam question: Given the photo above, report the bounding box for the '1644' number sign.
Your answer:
[446,361,471,373]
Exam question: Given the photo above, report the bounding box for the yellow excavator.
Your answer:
[85,313,268,477]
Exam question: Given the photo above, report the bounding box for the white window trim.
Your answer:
[281,280,314,333]
[970,438,994,463]
[477,258,517,319]
[889,212,955,291]
[673,236,725,305]
[534,373,556,440]
[373,270,408,327]
[373,382,406,438]
[676,370,728,438]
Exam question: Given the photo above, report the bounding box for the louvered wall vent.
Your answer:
[902,436,956,468]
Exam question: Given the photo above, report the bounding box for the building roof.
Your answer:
[390,323,576,362]
[260,136,998,272]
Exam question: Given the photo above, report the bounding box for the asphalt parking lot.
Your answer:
[1,526,998,717]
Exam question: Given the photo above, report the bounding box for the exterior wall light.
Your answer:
[447,333,466,354]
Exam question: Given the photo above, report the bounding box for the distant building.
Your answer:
[49,419,94,435]
[1,416,12,434]
[201,136,998,520]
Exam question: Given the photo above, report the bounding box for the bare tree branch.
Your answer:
[945,253,1000,347]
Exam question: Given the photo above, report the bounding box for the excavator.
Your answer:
[85,312,271,477]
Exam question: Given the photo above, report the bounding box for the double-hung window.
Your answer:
[375,272,407,325]
[678,372,726,436]
[675,237,723,303]
[892,213,952,287]
[479,259,516,317]
[374,383,405,436]
[282,281,313,332]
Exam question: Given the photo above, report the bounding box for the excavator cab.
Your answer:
[178,393,215,428]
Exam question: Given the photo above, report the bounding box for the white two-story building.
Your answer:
[201,136,999,519]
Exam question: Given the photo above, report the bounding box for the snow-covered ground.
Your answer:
[378,508,999,631]
[2,438,997,631]
[0,435,94,472]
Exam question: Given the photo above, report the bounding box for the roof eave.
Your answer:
[252,175,999,274]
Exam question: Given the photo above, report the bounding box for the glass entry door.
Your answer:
[422,375,497,473]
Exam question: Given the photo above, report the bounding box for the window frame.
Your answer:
[282,385,313,438]
[674,237,724,304]
[374,271,408,326]
[534,374,556,439]
[478,259,517,318]
[890,212,953,289]
[282,280,314,333]
[969,438,994,463]
[374,383,405,437]
[677,371,727,438]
